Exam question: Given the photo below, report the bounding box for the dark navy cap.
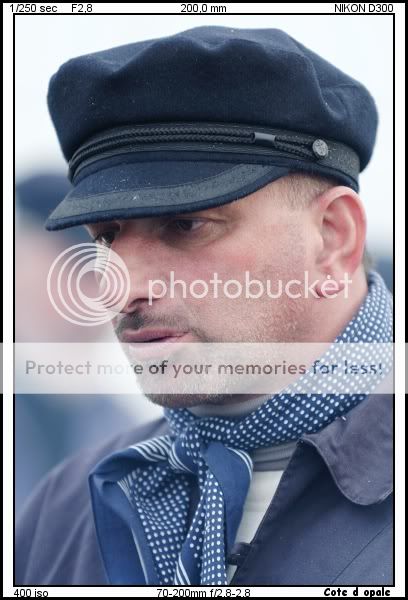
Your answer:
[45,26,378,231]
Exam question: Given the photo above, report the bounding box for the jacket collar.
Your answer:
[301,390,393,505]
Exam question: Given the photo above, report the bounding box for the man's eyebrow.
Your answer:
[177,203,239,219]
[82,205,238,236]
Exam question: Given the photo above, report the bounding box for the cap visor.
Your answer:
[45,160,290,231]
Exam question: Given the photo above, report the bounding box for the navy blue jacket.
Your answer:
[15,392,393,586]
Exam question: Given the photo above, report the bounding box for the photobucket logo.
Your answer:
[148,271,352,304]
[47,243,130,326]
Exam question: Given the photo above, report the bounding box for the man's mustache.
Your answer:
[114,312,190,338]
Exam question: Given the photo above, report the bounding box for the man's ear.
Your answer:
[313,186,366,295]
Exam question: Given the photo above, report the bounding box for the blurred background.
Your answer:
[14,14,393,515]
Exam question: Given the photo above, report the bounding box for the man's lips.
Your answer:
[119,329,191,362]
[119,328,188,344]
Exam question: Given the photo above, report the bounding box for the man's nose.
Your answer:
[100,234,167,314]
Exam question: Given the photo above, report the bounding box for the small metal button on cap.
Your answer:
[312,139,329,159]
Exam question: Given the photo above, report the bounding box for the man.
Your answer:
[15,26,393,586]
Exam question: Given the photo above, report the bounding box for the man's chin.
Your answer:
[144,392,259,409]
[144,393,238,409]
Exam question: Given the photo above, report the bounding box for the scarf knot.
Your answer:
[170,416,250,477]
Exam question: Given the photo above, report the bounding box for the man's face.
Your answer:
[85,178,319,407]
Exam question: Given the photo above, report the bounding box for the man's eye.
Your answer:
[93,231,117,247]
[167,219,205,234]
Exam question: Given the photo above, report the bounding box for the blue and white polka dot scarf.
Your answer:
[89,271,392,585]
